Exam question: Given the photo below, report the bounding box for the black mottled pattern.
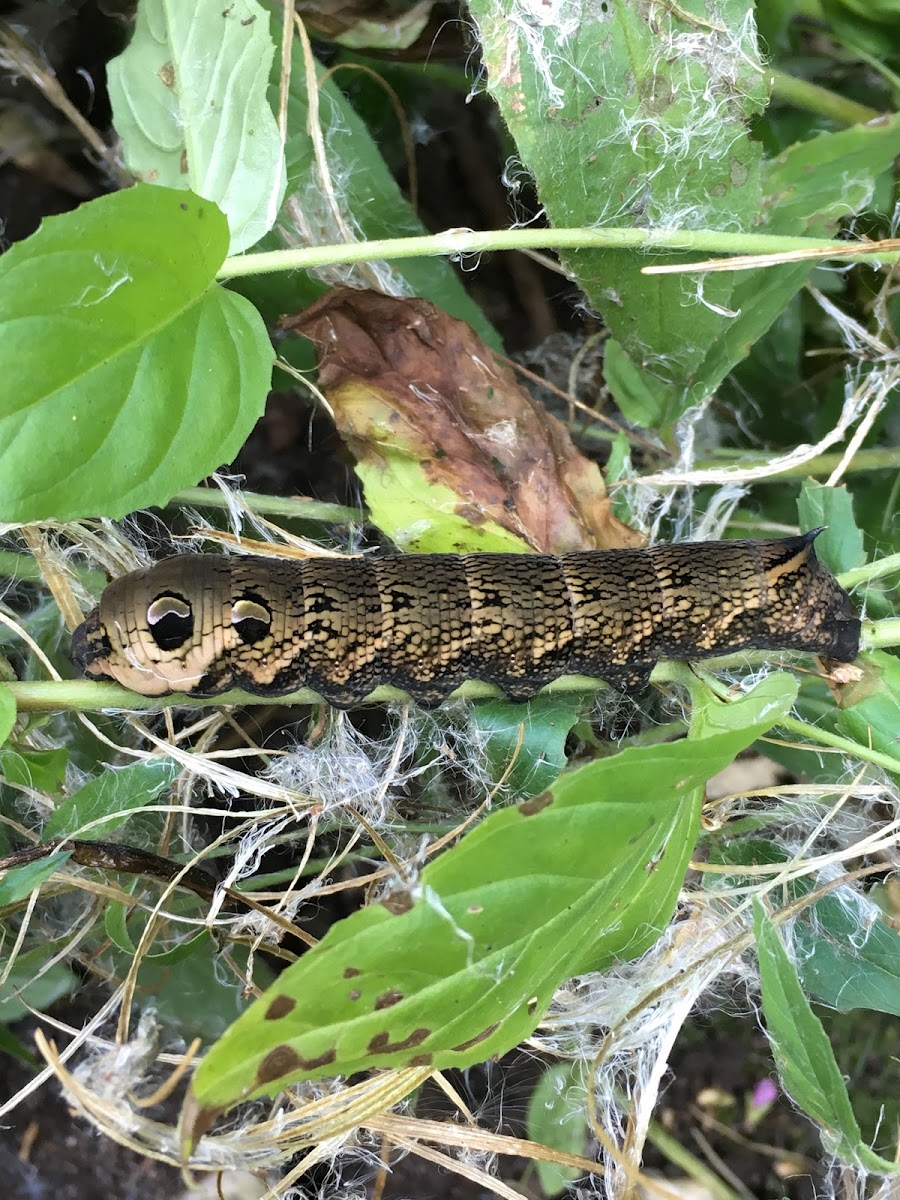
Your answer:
[72,532,861,707]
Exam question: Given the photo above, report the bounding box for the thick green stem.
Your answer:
[768,68,882,126]
[864,617,900,650]
[218,227,894,280]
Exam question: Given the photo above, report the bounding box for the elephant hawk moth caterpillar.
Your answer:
[71,532,860,708]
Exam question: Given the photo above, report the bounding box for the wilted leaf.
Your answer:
[527,1061,588,1195]
[0,747,68,794]
[0,943,77,1023]
[284,289,643,553]
[108,0,286,253]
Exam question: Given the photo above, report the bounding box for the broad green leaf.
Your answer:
[0,747,68,794]
[0,850,71,908]
[43,759,181,840]
[108,0,286,254]
[187,688,788,1124]
[683,114,900,416]
[683,671,799,742]
[241,1,499,348]
[471,694,583,800]
[835,649,900,765]
[526,1061,587,1195]
[794,891,900,1018]
[714,840,900,1016]
[0,944,77,1023]
[469,0,768,429]
[0,185,273,522]
[753,901,899,1173]
[0,687,13,747]
[797,483,865,575]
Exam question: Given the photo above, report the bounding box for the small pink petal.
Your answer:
[751,1078,778,1107]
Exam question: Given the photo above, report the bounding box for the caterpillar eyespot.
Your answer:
[71,532,860,707]
[145,594,194,652]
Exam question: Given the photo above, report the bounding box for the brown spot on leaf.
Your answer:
[518,790,554,816]
[368,1027,430,1055]
[264,994,296,1020]
[343,966,362,978]
[381,889,414,915]
[256,1043,336,1087]
[408,1054,433,1067]
[256,1044,300,1086]
[375,988,404,1010]
[451,1023,501,1053]
[527,996,539,1015]
[348,989,361,1001]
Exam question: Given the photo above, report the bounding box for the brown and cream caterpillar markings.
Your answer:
[71,532,861,708]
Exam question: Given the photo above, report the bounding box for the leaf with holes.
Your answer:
[108,0,285,253]
[183,679,796,1146]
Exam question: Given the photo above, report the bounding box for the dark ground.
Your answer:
[0,2,888,1198]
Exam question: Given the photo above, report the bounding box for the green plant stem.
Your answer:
[839,555,900,589]
[172,486,364,525]
[864,617,900,649]
[218,227,896,280]
[768,67,882,126]
[692,446,900,479]
[776,715,900,777]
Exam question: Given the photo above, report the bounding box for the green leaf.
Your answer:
[44,759,182,841]
[246,1,500,348]
[835,649,900,765]
[355,463,531,554]
[0,747,68,794]
[0,1021,39,1065]
[470,694,583,800]
[793,891,900,1017]
[469,0,767,429]
[526,1061,587,1195]
[0,850,71,908]
[0,185,273,522]
[753,900,899,1173]
[797,483,865,575]
[187,686,790,1118]
[108,0,285,254]
[679,669,799,742]
[0,944,77,1024]
[713,840,900,1016]
[0,687,13,747]
[683,115,900,416]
